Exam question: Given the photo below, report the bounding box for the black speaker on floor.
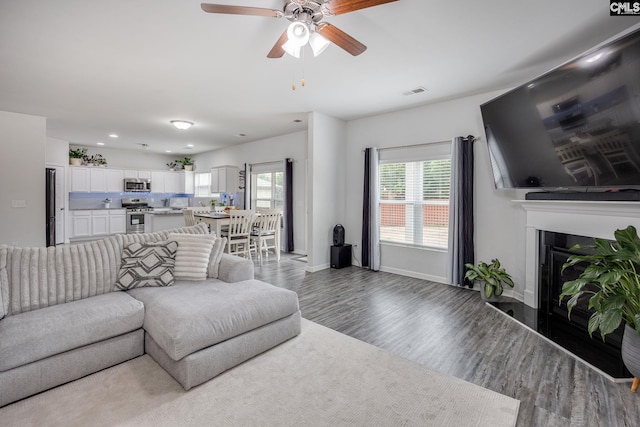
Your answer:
[331,244,352,269]
[333,224,345,246]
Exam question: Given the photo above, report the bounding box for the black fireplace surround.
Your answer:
[492,231,630,378]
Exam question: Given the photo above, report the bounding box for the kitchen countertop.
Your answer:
[148,208,184,215]
[70,208,126,211]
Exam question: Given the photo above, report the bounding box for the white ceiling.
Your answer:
[1,1,639,155]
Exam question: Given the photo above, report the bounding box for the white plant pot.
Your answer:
[70,158,82,166]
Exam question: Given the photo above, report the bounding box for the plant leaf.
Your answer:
[599,309,623,338]
[588,313,601,338]
[484,283,494,299]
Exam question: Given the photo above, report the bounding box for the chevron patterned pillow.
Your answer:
[115,240,178,290]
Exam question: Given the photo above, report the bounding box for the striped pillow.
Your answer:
[168,233,216,281]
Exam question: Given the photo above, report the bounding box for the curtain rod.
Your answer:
[378,140,450,152]
[376,135,478,153]
[249,160,283,167]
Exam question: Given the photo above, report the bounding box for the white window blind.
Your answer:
[195,173,213,197]
[379,150,451,249]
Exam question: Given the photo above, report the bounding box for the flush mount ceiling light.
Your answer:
[171,120,194,130]
[96,142,105,146]
[108,133,118,138]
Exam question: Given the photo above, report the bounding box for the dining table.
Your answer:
[194,212,230,237]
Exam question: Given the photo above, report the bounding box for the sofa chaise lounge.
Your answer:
[0,223,301,407]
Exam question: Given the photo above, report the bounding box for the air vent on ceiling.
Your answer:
[403,86,427,96]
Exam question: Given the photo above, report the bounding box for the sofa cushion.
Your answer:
[168,233,215,281]
[207,237,227,279]
[127,279,300,361]
[115,241,178,290]
[0,245,8,320]
[0,292,144,372]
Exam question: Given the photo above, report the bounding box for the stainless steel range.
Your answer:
[122,197,152,234]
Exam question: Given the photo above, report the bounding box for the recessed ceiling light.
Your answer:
[186,144,194,148]
[171,120,193,130]
[108,134,118,138]
[96,142,105,146]
[165,150,172,153]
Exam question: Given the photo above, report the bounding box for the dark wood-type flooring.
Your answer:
[254,254,640,427]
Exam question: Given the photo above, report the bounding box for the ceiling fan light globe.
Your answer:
[309,32,330,57]
[286,22,310,47]
[282,40,302,58]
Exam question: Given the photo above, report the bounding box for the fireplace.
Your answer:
[512,198,640,379]
[537,231,628,377]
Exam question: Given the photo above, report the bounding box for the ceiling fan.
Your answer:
[200,0,399,58]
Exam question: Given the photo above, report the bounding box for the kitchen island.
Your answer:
[149,208,184,232]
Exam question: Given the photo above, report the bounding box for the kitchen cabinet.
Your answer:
[106,169,124,192]
[124,170,152,179]
[91,210,109,235]
[108,209,126,234]
[71,167,123,192]
[164,172,180,193]
[210,166,239,193]
[70,167,91,192]
[71,209,126,239]
[71,211,92,237]
[89,168,107,192]
[151,171,165,192]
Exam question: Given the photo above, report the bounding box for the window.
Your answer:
[379,157,451,249]
[251,171,284,209]
[195,173,213,197]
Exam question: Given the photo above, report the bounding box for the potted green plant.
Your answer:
[69,148,87,166]
[560,225,640,392]
[176,157,194,171]
[464,259,515,301]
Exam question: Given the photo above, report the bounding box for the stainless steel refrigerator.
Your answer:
[45,168,56,247]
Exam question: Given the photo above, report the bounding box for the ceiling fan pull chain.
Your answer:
[301,47,306,87]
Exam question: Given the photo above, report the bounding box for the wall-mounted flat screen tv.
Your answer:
[481,27,640,189]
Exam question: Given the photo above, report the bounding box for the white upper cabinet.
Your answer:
[210,166,239,193]
[106,169,124,192]
[89,168,107,192]
[69,167,194,194]
[70,167,91,192]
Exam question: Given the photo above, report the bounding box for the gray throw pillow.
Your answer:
[115,240,178,290]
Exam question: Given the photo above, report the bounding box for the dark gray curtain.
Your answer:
[362,147,380,270]
[284,158,294,252]
[447,136,475,287]
[243,163,250,210]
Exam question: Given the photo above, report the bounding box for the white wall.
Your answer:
[194,131,308,254]
[0,111,47,246]
[46,137,69,165]
[344,91,528,297]
[307,112,347,272]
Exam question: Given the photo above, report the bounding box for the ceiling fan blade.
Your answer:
[324,0,398,16]
[316,23,367,56]
[267,30,289,58]
[200,3,283,18]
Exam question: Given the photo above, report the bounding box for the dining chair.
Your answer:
[220,210,256,259]
[183,209,197,226]
[250,209,282,264]
[212,206,226,213]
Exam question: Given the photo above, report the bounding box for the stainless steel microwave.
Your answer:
[124,178,151,192]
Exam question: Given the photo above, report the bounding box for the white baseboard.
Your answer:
[306,263,330,273]
[379,266,447,284]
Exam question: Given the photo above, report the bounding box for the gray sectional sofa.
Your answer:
[0,223,301,407]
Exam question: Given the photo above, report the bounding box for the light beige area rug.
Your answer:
[1,320,519,427]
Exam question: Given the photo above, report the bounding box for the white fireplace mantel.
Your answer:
[513,199,640,308]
